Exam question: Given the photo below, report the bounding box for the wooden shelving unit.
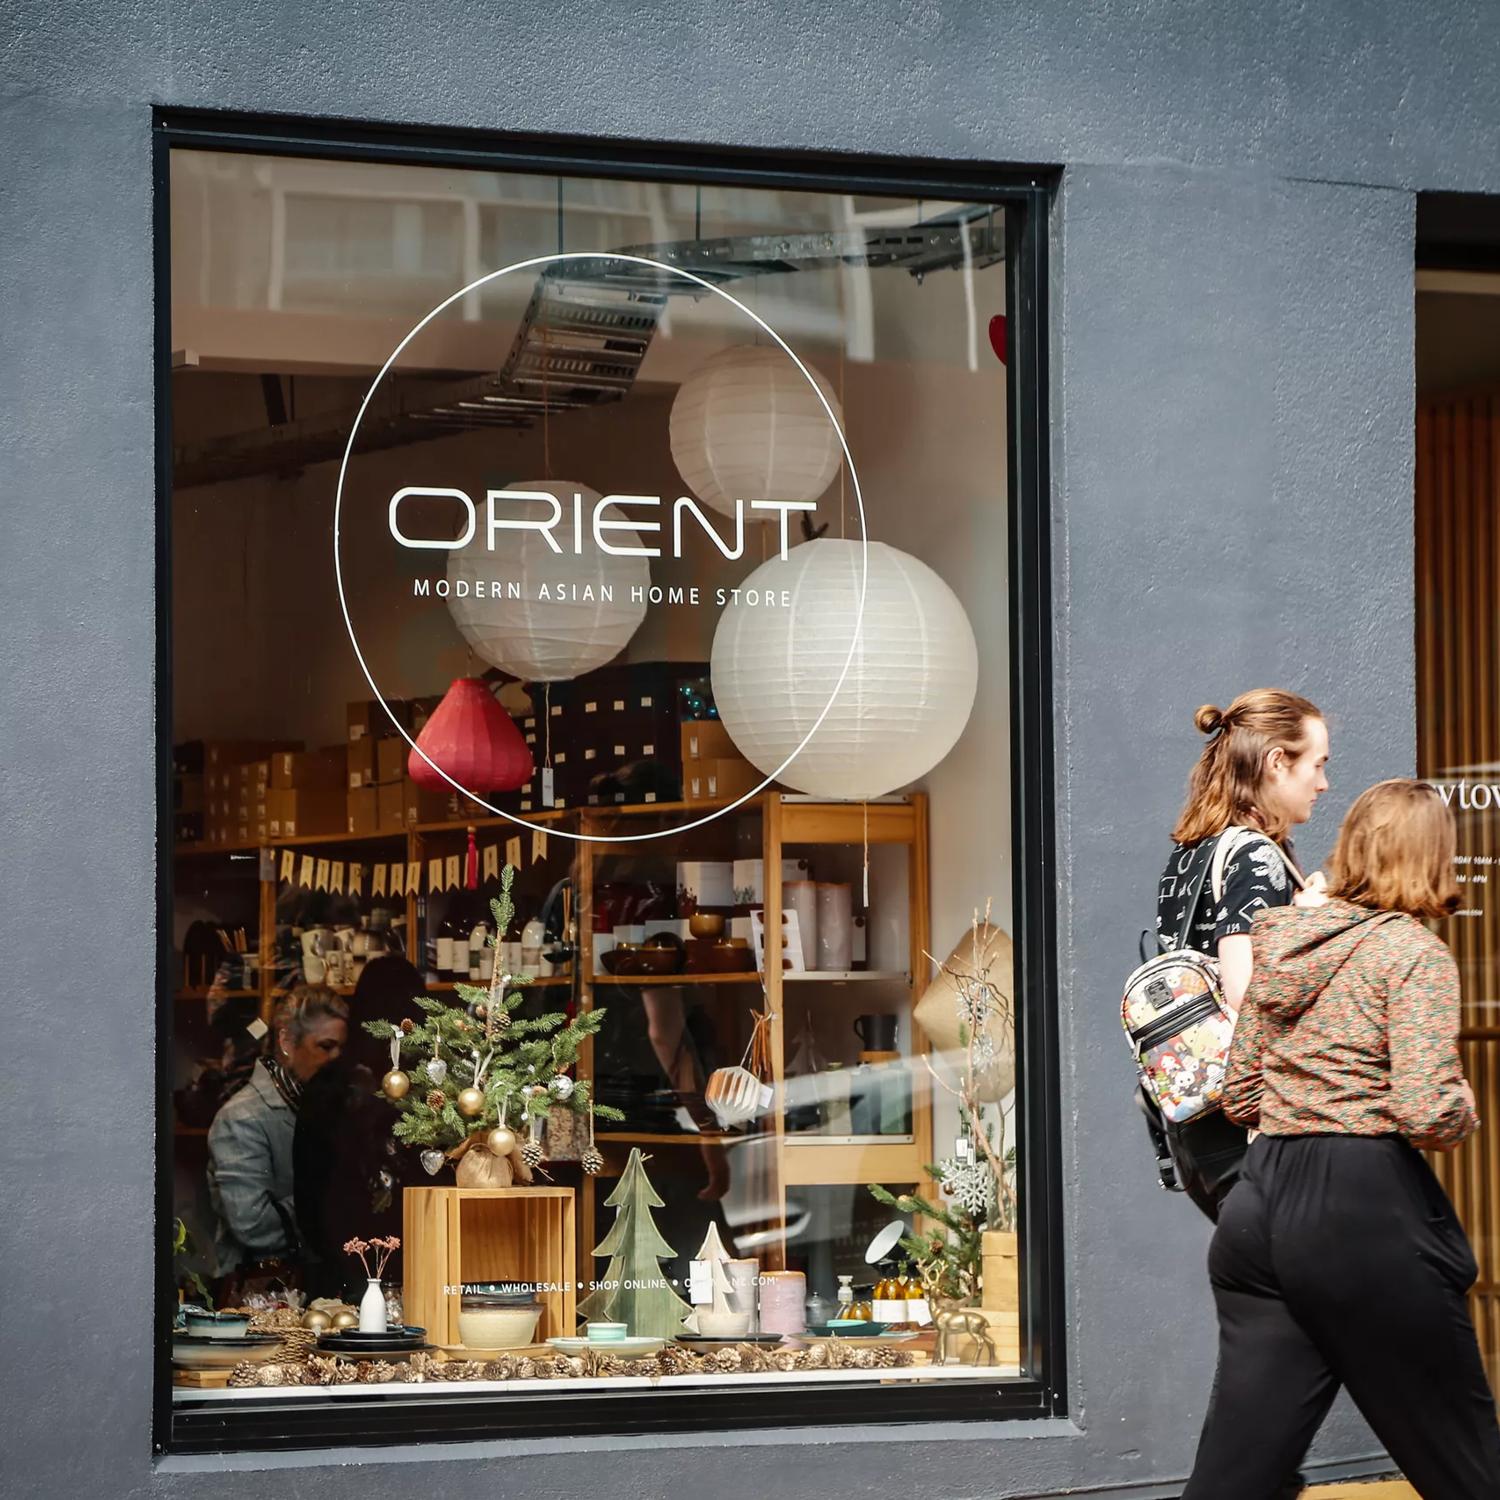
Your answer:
[172,789,933,1292]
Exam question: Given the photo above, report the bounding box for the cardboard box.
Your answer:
[346,737,377,789]
[204,739,301,769]
[236,759,271,788]
[376,780,407,833]
[730,858,812,905]
[346,786,379,837]
[685,757,761,804]
[268,785,345,838]
[681,721,738,762]
[403,778,453,828]
[271,745,347,792]
[377,737,407,785]
[676,860,735,908]
[347,701,380,742]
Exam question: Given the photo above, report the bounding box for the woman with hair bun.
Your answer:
[1181,780,1500,1498]
[1151,689,1331,1219]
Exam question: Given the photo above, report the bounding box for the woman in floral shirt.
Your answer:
[1181,780,1500,1500]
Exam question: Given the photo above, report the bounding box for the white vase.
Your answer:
[359,1277,388,1334]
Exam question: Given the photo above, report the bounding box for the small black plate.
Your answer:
[318,1332,426,1344]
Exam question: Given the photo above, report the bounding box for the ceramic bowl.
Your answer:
[171,1333,281,1369]
[585,1321,628,1343]
[184,1310,251,1339]
[549,1335,663,1360]
[694,1309,752,1338]
[688,912,725,939]
[606,944,685,976]
[458,1304,542,1350]
[702,939,755,974]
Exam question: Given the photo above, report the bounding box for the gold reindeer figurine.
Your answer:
[932,1298,996,1367]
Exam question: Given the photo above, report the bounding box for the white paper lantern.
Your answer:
[446,481,649,682]
[710,539,978,799]
[670,345,844,519]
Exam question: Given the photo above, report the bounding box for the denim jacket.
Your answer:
[206,1060,297,1270]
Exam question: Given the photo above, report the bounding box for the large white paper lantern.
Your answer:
[710,539,978,799]
[670,345,844,519]
[446,481,649,682]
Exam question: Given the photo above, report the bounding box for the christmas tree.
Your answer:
[366,865,621,1174]
[683,1220,737,1332]
[577,1148,692,1338]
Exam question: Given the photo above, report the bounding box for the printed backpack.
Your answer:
[1122,826,1301,1125]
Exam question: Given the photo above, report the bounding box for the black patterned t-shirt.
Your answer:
[1156,832,1300,957]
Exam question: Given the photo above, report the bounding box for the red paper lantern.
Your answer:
[988,314,1007,365]
[407,677,532,794]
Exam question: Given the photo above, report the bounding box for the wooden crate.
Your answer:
[403,1187,576,1349]
[979,1229,1021,1367]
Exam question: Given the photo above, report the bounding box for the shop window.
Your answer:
[162,131,1054,1449]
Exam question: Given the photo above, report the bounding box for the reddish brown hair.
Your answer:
[1172,689,1324,844]
[1327,779,1459,920]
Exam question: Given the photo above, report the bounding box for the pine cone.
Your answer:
[580,1146,604,1176]
[400,1018,414,1034]
[711,1347,743,1373]
[493,1008,511,1032]
[520,1139,544,1170]
[427,1089,446,1110]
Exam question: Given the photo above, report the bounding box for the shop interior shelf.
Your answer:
[782,970,909,984]
[589,973,763,987]
[427,977,572,990]
[596,1130,743,1146]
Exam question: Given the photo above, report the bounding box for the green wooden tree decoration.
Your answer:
[577,1148,692,1338]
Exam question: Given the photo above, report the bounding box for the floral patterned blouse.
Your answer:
[1223,898,1477,1150]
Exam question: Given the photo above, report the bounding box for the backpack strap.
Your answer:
[1210,826,1306,907]
[1167,839,1222,953]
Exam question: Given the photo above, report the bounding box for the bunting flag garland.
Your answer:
[271,835,534,902]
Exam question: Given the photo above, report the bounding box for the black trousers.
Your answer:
[1182,1134,1500,1500]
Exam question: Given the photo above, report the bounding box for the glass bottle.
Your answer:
[905,1266,932,1327]
[836,1274,855,1317]
[884,1264,912,1331]
[468,909,489,981]
[435,909,456,983]
[872,1271,901,1325]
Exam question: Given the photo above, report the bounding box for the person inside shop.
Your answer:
[1149,689,1331,1221]
[1180,779,1500,1499]
[206,984,348,1297]
[294,955,426,1299]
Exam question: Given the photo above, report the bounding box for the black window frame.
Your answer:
[152,108,1062,1456]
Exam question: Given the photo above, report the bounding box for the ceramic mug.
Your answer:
[853,1014,897,1052]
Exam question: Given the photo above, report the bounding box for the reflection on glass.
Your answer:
[167,146,1019,1407]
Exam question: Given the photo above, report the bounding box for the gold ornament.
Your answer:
[331,1308,359,1331]
[302,1308,332,1332]
[457,1087,485,1117]
[486,1126,517,1156]
[381,1069,411,1101]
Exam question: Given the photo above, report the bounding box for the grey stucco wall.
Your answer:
[0,2,1477,1496]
